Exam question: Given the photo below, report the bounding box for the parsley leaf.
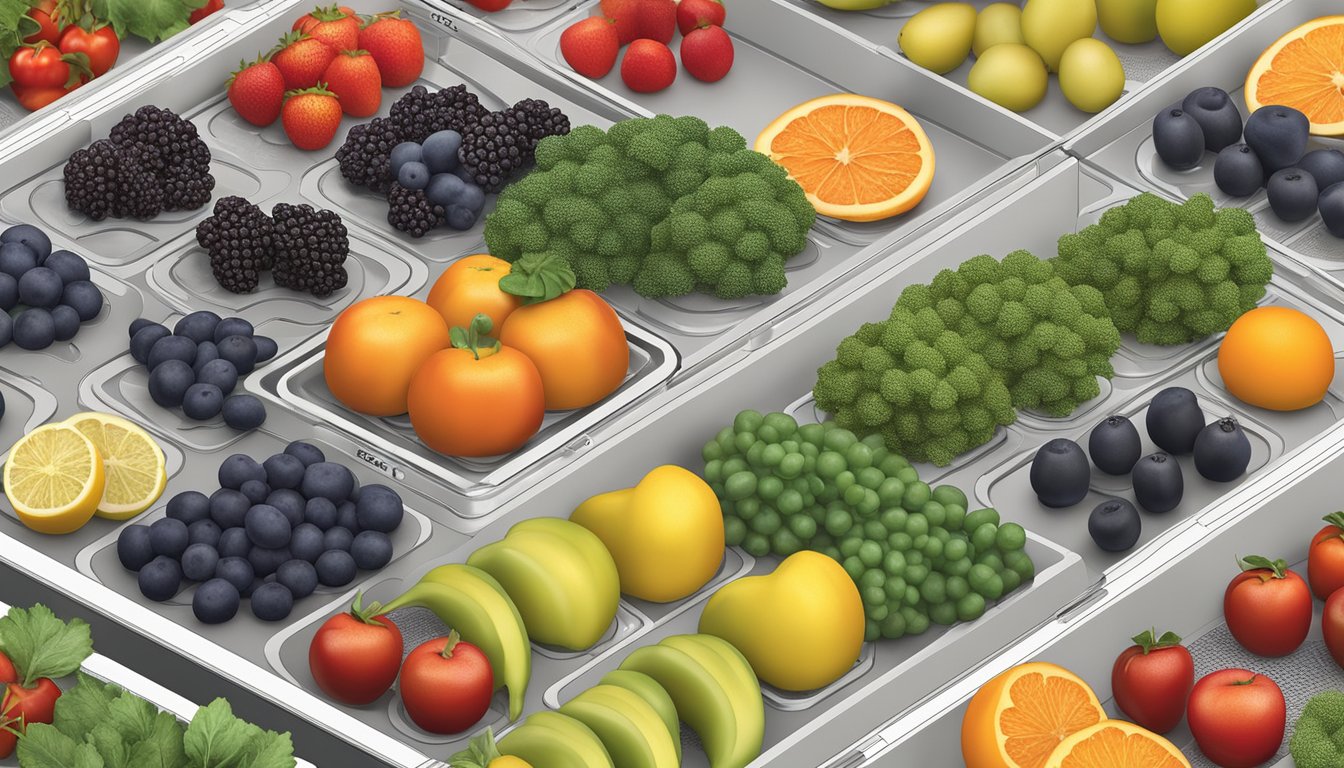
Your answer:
[184,698,259,768]
[88,722,132,768]
[0,605,94,687]
[91,0,207,43]
[53,673,124,741]
[16,722,106,768]
[239,729,295,768]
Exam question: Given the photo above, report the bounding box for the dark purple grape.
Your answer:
[1267,168,1318,222]
[1029,438,1091,508]
[1299,149,1344,192]
[1146,387,1204,455]
[1153,106,1206,170]
[1132,453,1183,513]
[1180,87,1242,152]
[1244,105,1309,175]
[1193,417,1251,482]
[1088,498,1141,553]
[1213,144,1264,198]
[1087,415,1141,475]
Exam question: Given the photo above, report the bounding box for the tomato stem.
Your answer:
[347,591,388,626]
[1238,554,1289,579]
[450,314,501,360]
[438,629,462,660]
[1130,628,1183,654]
[1324,511,1344,535]
[1231,674,1260,686]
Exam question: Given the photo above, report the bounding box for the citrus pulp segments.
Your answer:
[1244,15,1344,136]
[3,424,106,535]
[64,411,167,519]
[1043,720,1190,768]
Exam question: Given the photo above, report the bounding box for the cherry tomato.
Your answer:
[189,0,225,25]
[1187,669,1285,768]
[1110,628,1194,734]
[308,593,403,705]
[1223,555,1311,657]
[0,651,14,684]
[3,678,61,729]
[58,26,119,78]
[399,631,494,734]
[11,82,76,111]
[1309,511,1344,600]
[23,0,63,46]
[9,43,81,89]
[1324,587,1344,670]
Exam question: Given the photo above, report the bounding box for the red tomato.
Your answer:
[1110,629,1194,734]
[9,43,79,89]
[308,594,403,705]
[58,26,119,78]
[0,651,14,683]
[1309,512,1344,600]
[189,0,225,25]
[3,678,61,728]
[399,631,493,734]
[11,82,75,111]
[0,652,16,758]
[1324,587,1344,669]
[23,0,63,45]
[1223,555,1312,657]
[1187,669,1285,768]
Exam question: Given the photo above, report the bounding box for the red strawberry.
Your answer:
[272,31,337,90]
[189,0,225,25]
[282,84,342,150]
[680,24,733,82]
[560,17,619,79]
[621,39,675,93]
[293,4,360,52]
[599,0,675,44]
[323,49,381,117]
[358,12,424,87]
[228,56,285,126]
[676,0,724,35]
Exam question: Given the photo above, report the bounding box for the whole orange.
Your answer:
[324,296,451,417]
[407,345,545,457]
[499,290,629,410]
[426,254,522,331]
[1218,306,1335,411]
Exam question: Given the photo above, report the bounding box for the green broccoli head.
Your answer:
[1291,691,1344,768]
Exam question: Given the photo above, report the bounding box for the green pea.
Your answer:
[956,593,986,622]
[867,602,888,622]
[757,476,783,501]
[846,442,873,470]
[746,441,766,468]
[760,443,786,468]
[931,527,950,543]
[905,564,928,586]
[879,455,909,478]
[858,541,884,568]
[968,564,995,593]
[835,471,856,493]
[862,586,886,608]
[853,467,881,492]
[905,513,929,538]
[750,509,781,535]
[777,454,804,479]
[888,532,913,551]
[702,440,724,463]
[802,455,816,475]
[996,522,1027,551]
[943,556,972,577]
[703,459,724,484]
[972,522,999,553]
[839,536,863,557]
[770,528,801,556]
[902,482,932,512]
[944,537,968,561]
[923,536,944,560]
[904,585,921,607]
[999,568,1022,593]
[884,576,907,600]
[929,602,958,625]
[860,568,886,590]
[912,534,930,551]
[897,466,920,485]
[709,482,726,499]
[736,498,760,521]
[716,427,736,455]
[877,478,905,508]
[798,423,826,446]
[825,508,853,537]
[791,476,811,494]
[904,606,930,635]
[777,489,804,516]
[880,508,908,533]
[861,432,886,451]
[881,611,907,639]
[820,546,841,561]
[734,431,757,455]
[823,428,858,453]
[977,571,1004,601]
[743,533,770,557]
[978,553,1004,572]
[734,410,764,433]
[781,440,800,454]
[922,501,946,528]
[843,556,865,581]
[788,514,816,541]
[963,508,1001,532]
[722,457,747,477]
[856,489,880,517]
[944,504,966,531]
[763,412,798,437]
[863,619,880,643]
[808,475,825,497]
[724,516,746,546]
[920,572,946,604]
[932,485,968,510]
[863,520,888,542]
[946,575,969,601]
[816,451,846,480]
[883,549,907,576]
[843,484,866,507]
[756,425,779,446]
[1005,550,1036,580]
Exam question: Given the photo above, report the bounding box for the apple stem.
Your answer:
[439,629,462,660]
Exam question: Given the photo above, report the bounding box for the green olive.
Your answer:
[1021,0,1097,72]
[1058,38,1126,113]
[898,3,978,75]
[972,3,1024,57]
[1155,0,1256,56]
[1096,0,1158,44]
[968,44,1049,113]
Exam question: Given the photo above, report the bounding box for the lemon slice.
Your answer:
[64,412,166,520]
[4,423,105,534]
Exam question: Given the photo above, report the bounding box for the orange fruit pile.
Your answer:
[1245,16,1344,136]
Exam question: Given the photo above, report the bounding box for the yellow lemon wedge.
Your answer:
[64,412,166,520]
[4,423,105,534]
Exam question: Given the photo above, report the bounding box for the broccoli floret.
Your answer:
[1051,193,1272,345]
[1291,691,1344,768]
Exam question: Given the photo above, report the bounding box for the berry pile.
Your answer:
[560,0,734,93]
[129,311,275,431]
[196,196,350,297]
[386,130,485,235]
[0,224,104,351]
[117,443,406,624]
[63,106,215,221]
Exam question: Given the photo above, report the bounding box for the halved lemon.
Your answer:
[64,412,166,520]
[754,93,935,222]
[4,423,105,534]
[1245,16,1344,136]
[1044,720,1191,768]
[961,662,1106,768]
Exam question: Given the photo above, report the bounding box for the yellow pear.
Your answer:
[571,465,725,603]
[698,551,864,692]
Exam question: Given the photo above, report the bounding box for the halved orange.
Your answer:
[754,94,935,222]
[1044,720,1191,768]
[1245,16,1344,136]
[962,662,1106,768]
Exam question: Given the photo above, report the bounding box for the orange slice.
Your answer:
[1245,16,1344,136]
[1044,720,1191,768]
[754,94,935,222]
[961,662,1106,768]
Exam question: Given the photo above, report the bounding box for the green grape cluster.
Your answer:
[701,409,1036,642]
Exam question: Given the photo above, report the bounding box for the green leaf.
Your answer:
[90,0,202,42]
[16,722,105,768]
[87,722,132,768]
[1239,554,1289,578]
[1323,511,1344,533]
[184,699,261,768]
[498,253,577,304]
[449,729,504,768]
[125,716,188,768]
[53,672,124,741]
[106,690,169,744]
[1130,628,1183,654]
[238,729,295,768]
[449,314,501,360]
[0,604,94,687]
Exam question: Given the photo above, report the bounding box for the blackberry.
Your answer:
[335,117,401,194]
[511,98,571,149]
[271,203,349,298]
[108,106,214,212]
[390,85,487,143]
[63,140,164,221]
[387,183,445,238]
[458,100,570,193]
[196,197,275,294]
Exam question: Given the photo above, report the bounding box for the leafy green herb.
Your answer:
[0,604,94,687]
[90,0,206,42]
[53,672,123,741]
[16,722,105,768]
[450,728,505,768]
[184,698,294,768]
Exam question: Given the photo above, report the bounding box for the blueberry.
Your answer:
[18,267,62,308]
[213,317,253,343]
[248,545,291,577]
[335,501,360,533]
[425,172,466,208]
[251,582,294,622]
[346,474,360,502]
[0,242,37,278]
[285,441,325,466]
[1322,182,1344,238]
[302,462,355,503]
[167,490,211,525]
[1180,87,1242,152]
[445,205,477,231]
[398,162,430,190]
[50,305,79,341]
[13,308,54,350]
[1132,452,1184,513]
[2,225,50,262]
[263,453,306,491]
[1194,416,1252,482]
[181,542,220,581]
[239,479,271,505]
[222,395,266,431]
[60,280,103,321]
[1029,438,1091,507]
[192,578,240,624]
[266,488,306,528]
[351,531,393,570]
[182,383,224,420]
[303,497,337,529]
[1244,105,1310,175]
[216,335,258,375]
[253,335,278,363]
[0,311,10,348]
[147,335,198,371]
[1267,168,1319,223]
[147,359,193,408]
[117,524,155,571]
[138,556,182,601]
[1087,498,1142,553]
[196,359,237,396]
[195,342,221,373]
[219,454,265,489]
[149,517,190,559]
[217,527,251,559]
[322,526,354,553]
[245,504,291,549]
[355,484,404,533]
[1146,386,1205,455]
[174,311,221,343]
[1299,149,1344,192]
[421,130,462,174]
[315,550,357,587]
[290,522,325,563]
[276,559,319,599]
[215,557,254,593]
[44,251,89,284]
[188,519,222,549]
[0,273,17,311]
[1153,106,1206,171]
[457,183,485,215]
[210,488,251,529]
[1087,415,1142,475]
[1213,144,1264,198]
[389,142,423,178]
[130,324,171,364]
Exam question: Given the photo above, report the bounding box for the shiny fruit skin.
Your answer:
[972,3,1023,57]
[620,39,676,93]
[1186,669,1284,768]
[58,26,119,78]
[1214,144,1264,197]
[1155,0,1255,56]
[1057,38,1124,113]
[1218,306,1335,412]
[407,346,545,457]
[309,611,403,705]
[1111,642,1194,733]
[1224,565,1311,657]
[1323,588,1344,669]
[1097,0,1157,43]
[1182,87,1243,152]
[324,296,451,417]
[358,15,425,87]
[1309,519,1344,600]
[1020,0,1097,72]
[1152,107,1206,170]
[898,3,976,75]
[1029,438,1090,508]
[189,0,225,24]
[968,43,1048,112]
[0,651,14,684]
[3,678,63,731]
[399,635,494,734]
[1131,452,1183,514]
[680,24,734,83]
[427,255,522,332]
[24,0,63,45]
[499,289,629,410]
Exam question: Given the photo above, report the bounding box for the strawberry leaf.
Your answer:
[90,0,206,42]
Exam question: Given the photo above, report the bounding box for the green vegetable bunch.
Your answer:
[1053,192,1273,346]
[702,410,1035,642]
[1291,690,1344,768]
[483,115,817,300]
